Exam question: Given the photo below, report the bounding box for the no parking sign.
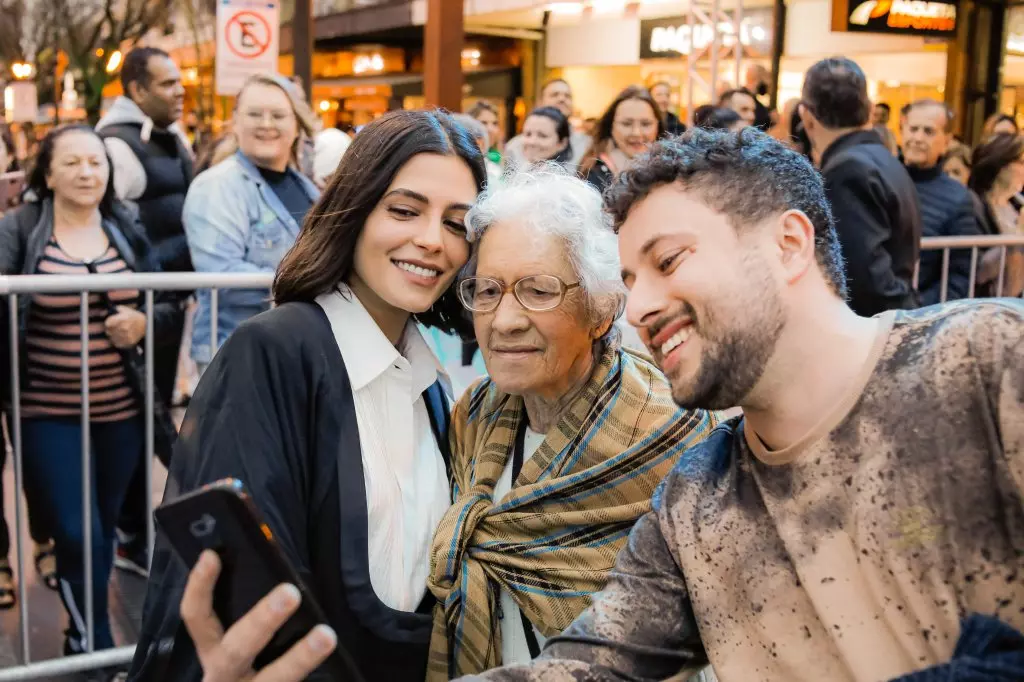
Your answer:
[215,0,280,96]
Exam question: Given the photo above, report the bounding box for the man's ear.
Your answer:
[797,103,814,134]
[126,80,142,102]
[774,209,817,287]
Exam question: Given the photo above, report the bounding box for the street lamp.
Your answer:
[11,62,35,80]
[105,50,123,74]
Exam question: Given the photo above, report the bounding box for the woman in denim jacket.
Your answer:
[183,73,319,371]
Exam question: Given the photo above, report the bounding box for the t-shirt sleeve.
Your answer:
[463,473,709,681]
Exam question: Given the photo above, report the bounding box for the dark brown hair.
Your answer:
[801,57,871,129]
[969,133,1024,197]
[273,109,487,338]
[580,85,665,175]
[28,124,117,217]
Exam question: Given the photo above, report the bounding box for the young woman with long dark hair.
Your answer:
[580,85,665,194]
[127,109,486,682]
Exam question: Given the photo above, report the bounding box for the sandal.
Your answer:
[0,559,14,610]
[33,540,58,591]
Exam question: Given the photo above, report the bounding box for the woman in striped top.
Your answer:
[0,124,180,658]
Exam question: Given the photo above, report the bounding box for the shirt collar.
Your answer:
[316,287,449,398]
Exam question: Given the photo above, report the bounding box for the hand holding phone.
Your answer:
[181,550,337,682]
[156,479,363,681]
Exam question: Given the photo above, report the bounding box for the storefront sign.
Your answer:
[832,0,957,37]
[216,0,280,96]
[4,82,38,123]
[352,53,385,74]
[640,10,773,60]
[1006,6,1024,56]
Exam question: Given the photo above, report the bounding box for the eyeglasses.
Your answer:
[458,275,580,313]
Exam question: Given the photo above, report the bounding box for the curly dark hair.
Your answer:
[801,57,871,130]
[273,109,486,340]
[606,127,847,297]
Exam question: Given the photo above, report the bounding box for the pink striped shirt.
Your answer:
[21,238,140,422]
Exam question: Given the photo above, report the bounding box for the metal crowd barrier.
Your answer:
[0,272,273,680]
[0,234,1021,679]
[915,233,1024,301]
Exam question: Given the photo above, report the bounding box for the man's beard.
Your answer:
[670,279,785,411]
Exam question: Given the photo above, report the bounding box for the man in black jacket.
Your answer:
[650,82,686,136]
[798,57,921,316]
[96,46,192,577]
[901,99,982,305]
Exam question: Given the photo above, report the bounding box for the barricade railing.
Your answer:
[0,235,1021,678]
[915,233,1024,301]
[1,272,272,679]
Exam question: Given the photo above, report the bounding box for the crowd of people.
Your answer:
[0,45,1020,682]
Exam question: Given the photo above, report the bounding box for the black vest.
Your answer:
[98,123,195,273]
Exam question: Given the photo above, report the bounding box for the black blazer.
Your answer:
[820,130,922,316]
[127,302,451,682]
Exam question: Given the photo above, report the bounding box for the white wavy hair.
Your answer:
[464,163,626,327]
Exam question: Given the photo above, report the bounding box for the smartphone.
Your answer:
[155,478,363,681]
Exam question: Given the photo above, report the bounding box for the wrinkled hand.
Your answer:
[181,551,338,682]
[104,306,146,349]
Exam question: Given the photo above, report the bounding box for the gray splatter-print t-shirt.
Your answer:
[467,300,1024,682]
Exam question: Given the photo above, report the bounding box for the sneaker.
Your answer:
[114,532,149,578]
[63,629,86,656]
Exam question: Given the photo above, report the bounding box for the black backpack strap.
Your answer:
[423,381,452,479]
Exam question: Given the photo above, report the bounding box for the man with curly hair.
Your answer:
[149,128,1024,682]
[465,128,1024,681]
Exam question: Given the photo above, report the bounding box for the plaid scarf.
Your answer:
[426,341,718,680]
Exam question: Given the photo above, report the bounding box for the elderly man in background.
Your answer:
[901,99,982,305]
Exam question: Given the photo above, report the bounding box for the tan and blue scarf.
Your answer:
[426,340,718,680]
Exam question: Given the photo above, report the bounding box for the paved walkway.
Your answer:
[0,441,168,680]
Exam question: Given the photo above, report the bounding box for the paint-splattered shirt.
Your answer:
[465,300,1024,682]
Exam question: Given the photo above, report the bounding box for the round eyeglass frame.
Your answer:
[458,275,581,313]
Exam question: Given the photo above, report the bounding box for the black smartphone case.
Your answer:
[155,478,362,681]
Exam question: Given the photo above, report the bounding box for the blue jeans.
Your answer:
[21,416,143,650]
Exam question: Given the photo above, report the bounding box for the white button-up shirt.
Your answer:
[317,288,452,612]
[494,427,548,664]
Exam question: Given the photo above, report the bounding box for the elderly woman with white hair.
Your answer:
[425,166,717,680]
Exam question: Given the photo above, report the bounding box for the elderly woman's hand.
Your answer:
[181,550,338,682]
[104,306,146,348]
